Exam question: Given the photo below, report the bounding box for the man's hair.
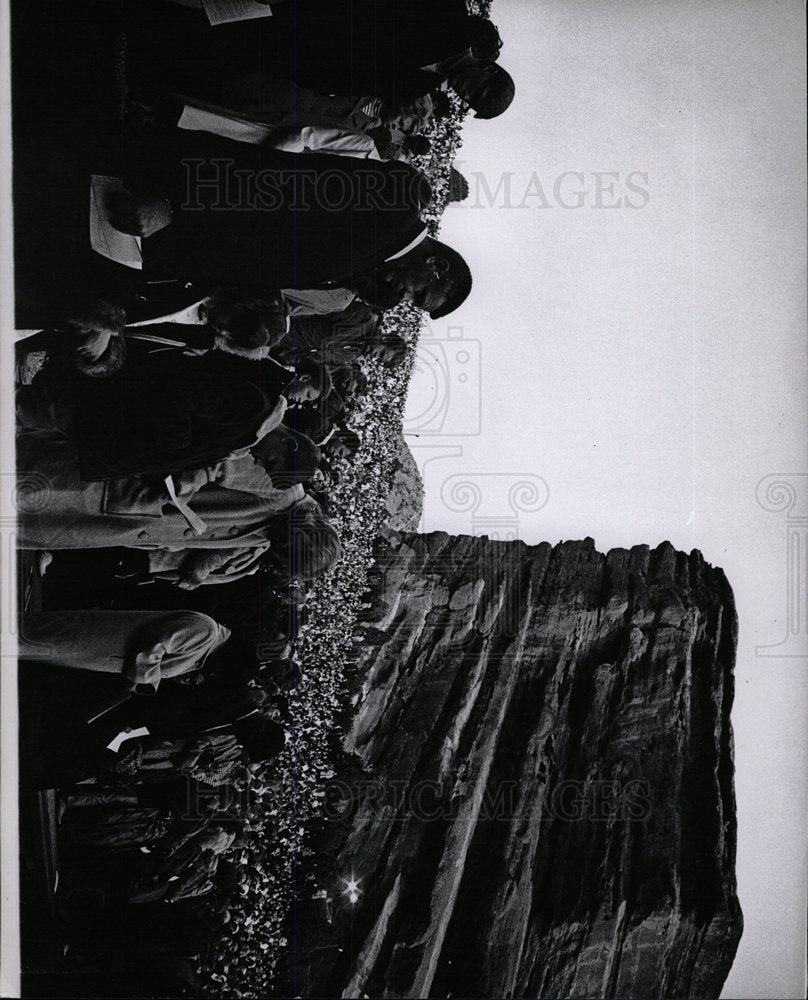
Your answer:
[429,242,473,319]
[296,358,333,399]
[253,425,322,486]
[471,63,515,120]
[73,333,127,378]
[212,292,288,356]
[270,499,342,581]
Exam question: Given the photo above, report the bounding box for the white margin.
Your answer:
[0,0,21,994]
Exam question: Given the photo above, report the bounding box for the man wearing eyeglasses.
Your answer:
[106,133,473,321]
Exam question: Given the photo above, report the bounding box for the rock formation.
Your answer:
[295,531,742,999]
[382,435,424,532]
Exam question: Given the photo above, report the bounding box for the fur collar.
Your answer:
[214,334,271,361]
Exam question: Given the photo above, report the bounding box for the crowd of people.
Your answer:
[13,0,511,994]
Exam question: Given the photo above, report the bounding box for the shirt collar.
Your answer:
[385,226,429,262]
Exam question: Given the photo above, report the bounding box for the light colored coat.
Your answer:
[17,405,303,550]
[19,610,231,691]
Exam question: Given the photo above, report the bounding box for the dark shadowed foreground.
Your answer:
[295,531,742,999]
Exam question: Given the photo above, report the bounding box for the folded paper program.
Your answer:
[202,0,273,26]
[90,175,143,270]
[106,727,151,754]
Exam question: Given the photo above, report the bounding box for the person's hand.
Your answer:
[127,641,167,693]
[222,548,264,574]
[107,190,173,237]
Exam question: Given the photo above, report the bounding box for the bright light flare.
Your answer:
[342,875,361,905]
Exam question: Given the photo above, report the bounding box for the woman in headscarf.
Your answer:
[19,609,232,694]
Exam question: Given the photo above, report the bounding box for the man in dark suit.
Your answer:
[257,1,515,118]
[107,130,473,319]
[15,285,287,380]
[125,0,514,120]
[70,350,323,480]
[15,124,471,369]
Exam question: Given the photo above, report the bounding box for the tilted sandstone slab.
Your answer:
[296,531,742,999]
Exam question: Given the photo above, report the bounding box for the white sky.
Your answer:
[404,2,807,996]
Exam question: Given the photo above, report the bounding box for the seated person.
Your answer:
[92,627,265,742]
[15,300,130,379]
[103,737,238,793]
[103,135,470,318]
[16,414,307,552]
[119,680,267,744]
[99,711,286,798]
[249,95,434,162]
[253,4,513,118]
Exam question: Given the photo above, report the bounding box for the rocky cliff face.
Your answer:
[295,532,742,999]
[382,435,424,532]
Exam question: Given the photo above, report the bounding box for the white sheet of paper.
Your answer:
[201,0,273,26]
[106,727,150,754]
[89,175,143,270]
[178,104,272,145]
